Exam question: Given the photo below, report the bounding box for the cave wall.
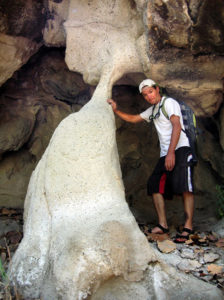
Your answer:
[0,0,45,86]
[146,0,224,117]
[0,0,223,224]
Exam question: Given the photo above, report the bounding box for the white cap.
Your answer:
[139,79,156,93]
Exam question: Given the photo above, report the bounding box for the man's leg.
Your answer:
[174,191,194,242]
[183,191,194,232]
[151,193,168,233]
[172,148,195,242]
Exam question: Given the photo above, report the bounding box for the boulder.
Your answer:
[0,0,45,86]
[0,113,35,157]
[0,34,40,86]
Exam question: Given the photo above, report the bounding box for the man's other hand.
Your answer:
[165,152,175,171]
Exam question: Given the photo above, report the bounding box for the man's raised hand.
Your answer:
[107,99,117,111]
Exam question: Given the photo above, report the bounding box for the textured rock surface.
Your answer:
[64,0,149,84]
[0,34,40,86]
[0,0,45,86]
[211,219,224,238]
[8,81,154,298]
[91,264,223,300]
[146,0,224,116]
[43,0,69,46]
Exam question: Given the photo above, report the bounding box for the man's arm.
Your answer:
[165,115,182,171]
[107,99,143,123]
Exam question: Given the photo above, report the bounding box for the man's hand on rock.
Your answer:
[107,99,117,111]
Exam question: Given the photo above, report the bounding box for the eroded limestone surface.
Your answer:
[8,77,155,298]
[64,0,149,84]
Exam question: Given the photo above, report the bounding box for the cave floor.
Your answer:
[139,223,224,293]
[0,207,223,299]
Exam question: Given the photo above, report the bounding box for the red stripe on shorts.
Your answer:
[159,173,167,194]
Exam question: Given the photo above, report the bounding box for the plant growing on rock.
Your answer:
[216,185,224,218]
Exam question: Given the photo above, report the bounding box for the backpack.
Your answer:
[161,97,198,165]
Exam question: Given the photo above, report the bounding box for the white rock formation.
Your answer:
[8,75,155,298]
[8,0,224,299]
[64,0,149,84]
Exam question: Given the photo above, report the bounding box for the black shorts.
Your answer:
[147,147,194,199]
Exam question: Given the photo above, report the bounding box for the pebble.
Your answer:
[180,248,196,260]
[207,264,223,275]
[204,252,220,263]
[177,258,202,271]
[157,239,176,253]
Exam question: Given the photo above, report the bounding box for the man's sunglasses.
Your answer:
[149,110,160,120]
[149,103,163,121]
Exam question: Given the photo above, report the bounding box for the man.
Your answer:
[107,79,194,242]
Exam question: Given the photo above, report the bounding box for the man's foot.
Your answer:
[149,224,169,234]
[174,227,194,243]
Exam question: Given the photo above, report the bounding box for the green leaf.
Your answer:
[0,257,7,281]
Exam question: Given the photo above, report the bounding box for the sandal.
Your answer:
[174,227,194,243]
[149,224,169,234]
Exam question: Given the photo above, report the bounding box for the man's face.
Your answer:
[141,86,161,105]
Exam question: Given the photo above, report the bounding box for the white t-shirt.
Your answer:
[140,96,190,157]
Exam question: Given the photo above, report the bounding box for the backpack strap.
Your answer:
[161,96,169,120]
[161,96,187,135]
